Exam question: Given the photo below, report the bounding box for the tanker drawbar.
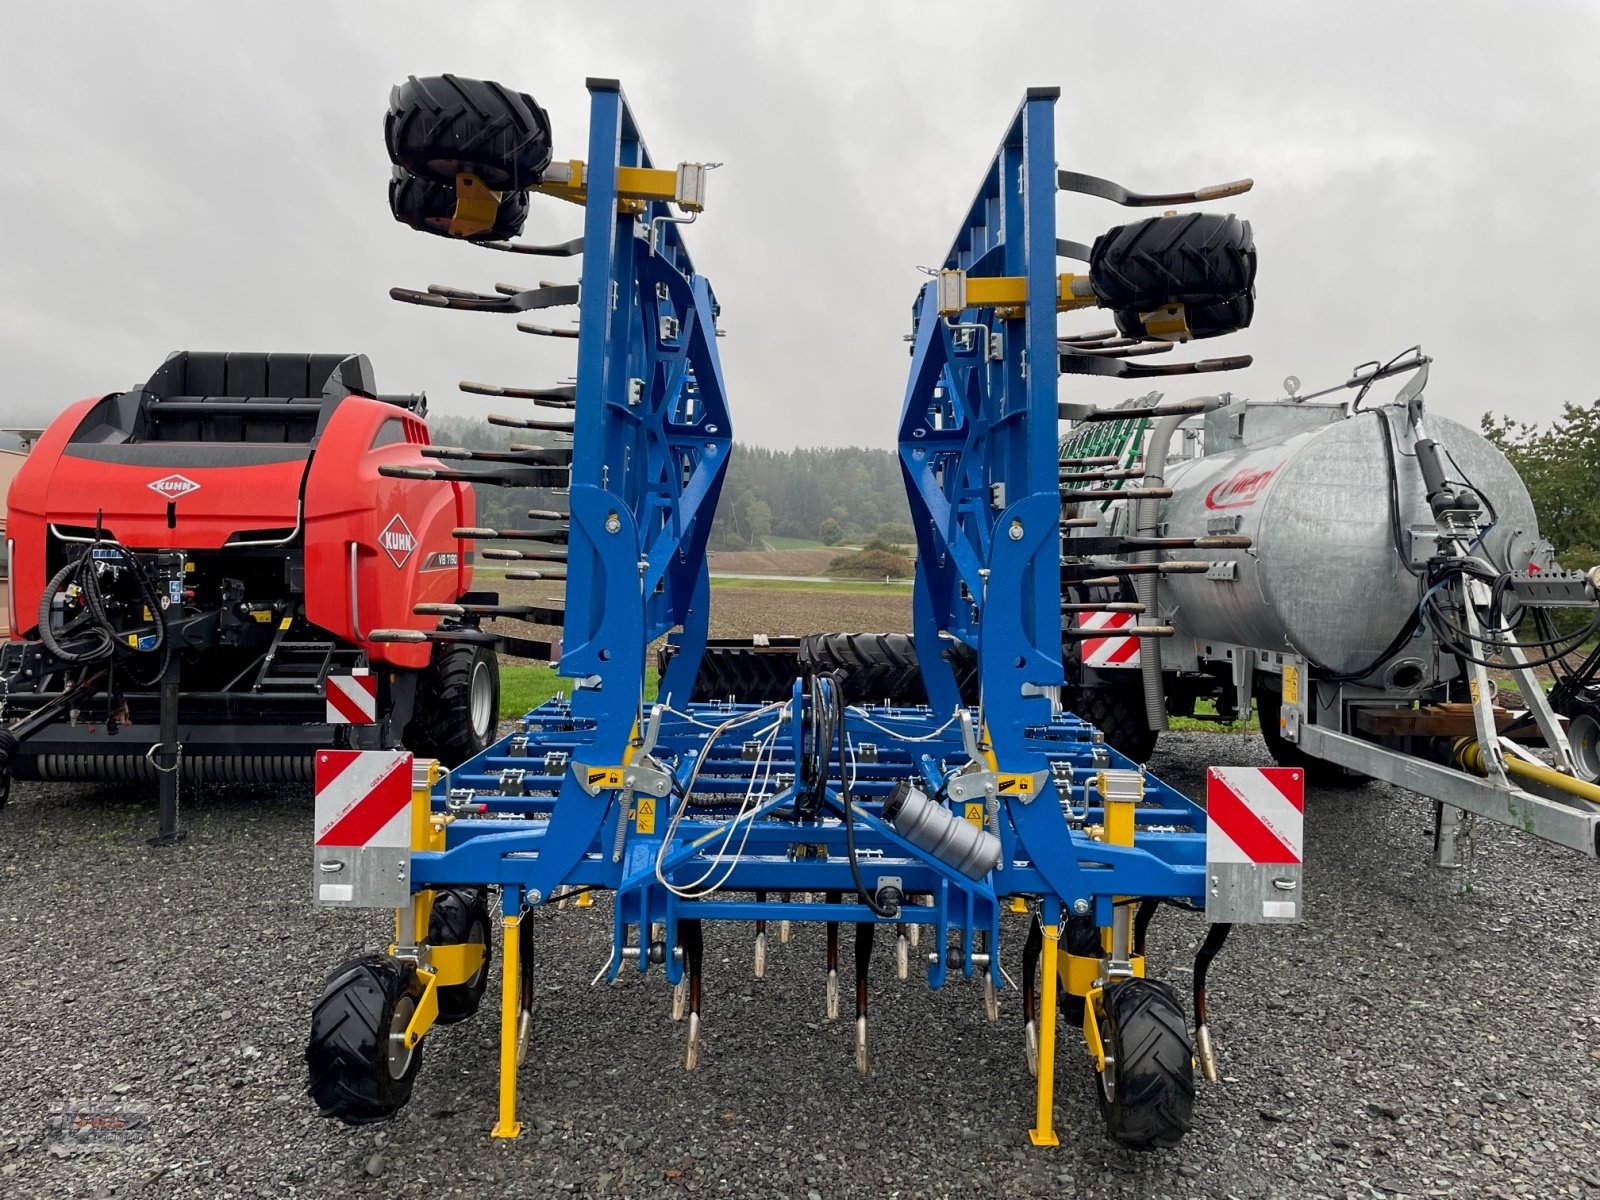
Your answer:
[0,350,502,836]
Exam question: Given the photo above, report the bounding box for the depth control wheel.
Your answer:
[386,74,553,190]
[1093,977,1195,1150]
[306,955,426,1125]
[429,887,493,1024]
[1088,212,1256,319]
[389,167,529,242]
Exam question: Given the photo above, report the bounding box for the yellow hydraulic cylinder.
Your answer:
[1454,738,1600,805]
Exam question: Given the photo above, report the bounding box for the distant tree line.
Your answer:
[424,418,913,553]
[1482,400,1600,571]
[709,444,911,550]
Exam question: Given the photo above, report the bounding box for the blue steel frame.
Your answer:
[414,86,1211,984]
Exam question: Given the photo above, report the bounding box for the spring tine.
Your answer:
[482,547,569,564]
[389,282,580,313]
[1061,600,1145,613]
[478,236,585,257]
[1022,915,1042,1077]
[517,321,581,338]
[506,569,569,582]
[1056,168,1253,206]
[1054,237,1093,262]
[1058,352,1253,382]
[463,381,578,403]
[426,283,481,299]
[1058,486,1173,503]
[487,414,577,434]
[454,525,570,544]
[855,922,874,1075]
[1058,454,1123,467]
[682,919,705,1070]
[1058,330,1119,346]
[753,891,768,979]
[825,891,841,1021]
[1074,341,1177,360]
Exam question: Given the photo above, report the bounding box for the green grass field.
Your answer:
[763,535,834,551]
[500,664,660,718]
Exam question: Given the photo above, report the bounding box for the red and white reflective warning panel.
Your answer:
[1078,611,1140,668]
[1205,766,1304,864]
[325,670,377,725]
[314,749,413,849]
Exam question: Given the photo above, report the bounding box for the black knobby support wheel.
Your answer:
[306,955,426,1125]
[386,74,553,190]
[1094,977,1196,1150]
[797,633,929,707]
[429,887,493,1024]
[389,167,529,242]
[1089,212,1256,340]
[1113,292,1254,342]
[1072,684,1158,764]
[1256,681,1369,787]
[404,641,499,767]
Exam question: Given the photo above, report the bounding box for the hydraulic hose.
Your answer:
[1452,738,1600,806]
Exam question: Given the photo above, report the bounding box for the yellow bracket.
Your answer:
[1082,984,1107,1071]
[428,940,486,988]
[491,913,523,1139]
[935,270,1100,318]
[532,160,706,214]
[1029,923,1061,1147]
[447,173,503,239]
[401,968,439,1049]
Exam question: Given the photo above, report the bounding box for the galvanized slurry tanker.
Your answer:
[307,79,1293,1151]
[1060,350,1600,865]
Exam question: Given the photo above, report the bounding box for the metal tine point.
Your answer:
[488,413,577,433]
[493,280,565,296]
[1060,395,1227,423]
[506,570,568,582]
[1076,341,1177,360]
[1059,329,1119,345]
[1057,169,1254,206]
[1057,351,1253,382]
[462,381,577,402]
[518,322,580,339]
[477,236,585,257]
[1055,238,1093,262]
[427,283,482,299]
[482,547,569,563]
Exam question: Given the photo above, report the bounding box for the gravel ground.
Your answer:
[1,731,1597,1199]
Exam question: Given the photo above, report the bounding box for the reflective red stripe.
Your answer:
[1208,779,1298,863]
[316,756,410,847]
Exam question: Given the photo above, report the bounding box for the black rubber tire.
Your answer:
[1256,684,1369,787]
[386,74,552,190]
[945,640,981,707]
[1057,915,1102,1026]
[1094,977,1195,1150]
[403,642,499,767]
[306,955,425,1125]
[389,167,528,242]
[1073,685,1158,764]
[1089,213,1255,315]
[428,887,493,1025]
[683,645,802,703]
[798,633,928,707]
[1112,290,1254,342]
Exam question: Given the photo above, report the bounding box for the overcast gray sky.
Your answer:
[3,2,1596,448]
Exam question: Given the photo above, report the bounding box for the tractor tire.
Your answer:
[428,887,493,1024]
[1256,684,1369,787]
[945,640,981,707]
[1094,977,1195,1150]
[1072,685,1158,764]
[389,167,529,242]
[1113,290,1254,342]
[386,75,553,190]
[685,645,802,703]
[404,642,499,767]
[306,955,426,1125]
[798,633,928,707]
[1088,213,1255,316]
